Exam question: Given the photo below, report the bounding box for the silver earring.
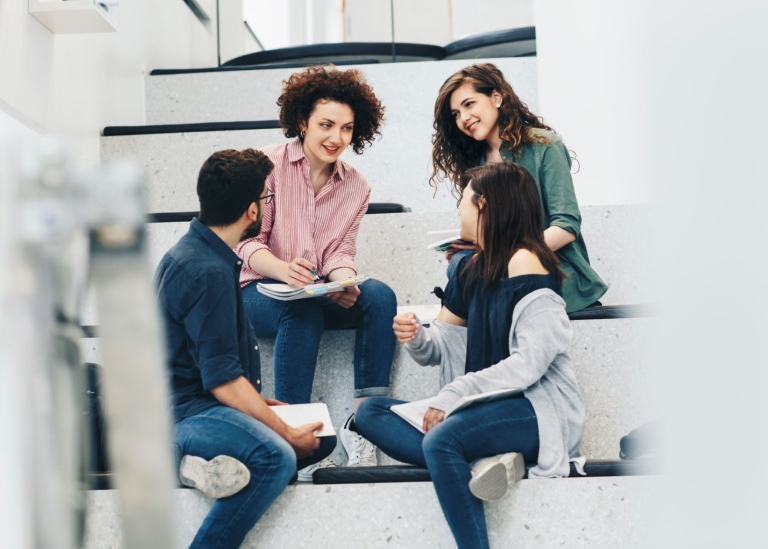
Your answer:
[300,130,305,138]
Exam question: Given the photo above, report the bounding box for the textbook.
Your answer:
[426,229,471,252]
[256,275,367,301]
[269,402,336,437]
[390,388,524,434]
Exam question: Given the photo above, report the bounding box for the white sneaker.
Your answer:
[179,455,250,499]
[468,452,525,501]
[340,415,377,467]
[297,457,338,482]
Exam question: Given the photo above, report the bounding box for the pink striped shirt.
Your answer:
[236,138,370,287]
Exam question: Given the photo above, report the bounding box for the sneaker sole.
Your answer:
[179,455,250,499]
[469,453,525,501]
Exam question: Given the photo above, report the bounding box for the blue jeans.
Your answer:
[355,396,540,549]
[446,249,474,280]
[174,404,336,549]
[241,278,397,403]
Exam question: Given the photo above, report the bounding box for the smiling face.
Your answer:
[449,82,502,144]
[300,100,355,168]
[458,183,484,247]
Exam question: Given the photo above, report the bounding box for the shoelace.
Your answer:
[355,434,376,464]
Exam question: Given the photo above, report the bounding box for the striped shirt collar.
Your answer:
[286,137,347,181]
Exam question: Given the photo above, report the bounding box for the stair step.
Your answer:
[145,57,538,125]
[83,476,656,548]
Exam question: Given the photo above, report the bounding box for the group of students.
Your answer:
[154,62,607,549]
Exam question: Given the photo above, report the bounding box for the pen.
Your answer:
[309,268,320,281]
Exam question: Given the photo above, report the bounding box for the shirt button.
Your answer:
[256,379,261,385]
[254,345,258,351]
[236,260,242,266]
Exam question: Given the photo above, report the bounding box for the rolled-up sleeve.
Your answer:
[321,189,369,275]
[539,139,582,238]
[182,272,244,390]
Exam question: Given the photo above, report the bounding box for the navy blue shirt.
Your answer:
[443,256,561,375]
[154,219,261,422]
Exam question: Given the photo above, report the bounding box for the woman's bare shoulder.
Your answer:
[507,249,549,277]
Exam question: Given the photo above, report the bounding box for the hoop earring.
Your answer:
[300,130,306,139]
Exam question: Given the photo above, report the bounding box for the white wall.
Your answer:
[538,0,768,546]
[0,0,217,166]
[534,1,652,205]
[451,0,533,40]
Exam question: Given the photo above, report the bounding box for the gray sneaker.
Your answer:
[179,455,250,499]
[297,457,338,482]
[468,452,525,501]
[340,415,377,467]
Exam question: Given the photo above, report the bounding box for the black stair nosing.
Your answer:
[151,58,381,76]
[145,203,406,224]
[443,26,537,56]
[222,42,446,68]
[102,120,282,137]
[86,459,655,490]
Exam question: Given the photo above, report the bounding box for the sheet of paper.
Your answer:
[269,403,336,437]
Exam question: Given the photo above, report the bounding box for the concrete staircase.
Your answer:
[82,57,655,548]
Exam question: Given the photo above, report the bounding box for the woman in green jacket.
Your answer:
[431,63,607,312]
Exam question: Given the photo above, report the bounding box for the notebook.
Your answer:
[269,402,336,437]
[390,388,524,434]
[426,229,472,252]
[256,275,367,301]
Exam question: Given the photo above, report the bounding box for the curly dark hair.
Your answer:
[197,148,274,227]
[277,65,385,155]
[430,63,554,203]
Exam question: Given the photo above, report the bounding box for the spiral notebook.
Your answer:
[256,275,367,301]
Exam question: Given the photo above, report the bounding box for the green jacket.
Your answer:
[481,128,608,312]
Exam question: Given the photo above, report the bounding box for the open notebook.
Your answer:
[390,388,524,434]
[269,403,336,437]
[257,275,367,301]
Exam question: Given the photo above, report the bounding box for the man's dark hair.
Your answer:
[197,148,274,227]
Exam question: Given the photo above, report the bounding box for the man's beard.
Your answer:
[239,219,262,242]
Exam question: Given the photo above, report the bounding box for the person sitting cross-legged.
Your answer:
[154,148,335,549]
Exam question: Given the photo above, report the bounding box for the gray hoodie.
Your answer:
[405,288,586,478]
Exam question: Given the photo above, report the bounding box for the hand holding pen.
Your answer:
[285,257,319,287]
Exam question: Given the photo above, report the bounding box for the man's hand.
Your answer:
[445,241,478,261]
[264,398,288,406]
[393,312,419,343]
[423,407,445,433]
[285,258,316,286]
[327,285,360,308]
[285,422,323,458]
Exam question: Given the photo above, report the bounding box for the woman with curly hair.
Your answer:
[432,63,607,312]
[236,66,396,477]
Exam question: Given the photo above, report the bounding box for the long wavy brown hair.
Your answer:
[461,162,563,295]
[430,63,553,204]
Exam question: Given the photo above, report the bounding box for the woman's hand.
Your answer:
[328,285,360,308]
[423,407,445,433]
[285,258,316,286]
[264,398,288,406]
[393,312,419,343]
[445,241,478,261]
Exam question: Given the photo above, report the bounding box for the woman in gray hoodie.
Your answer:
[355,161,586,549]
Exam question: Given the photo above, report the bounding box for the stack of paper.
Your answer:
[257,275,367,301]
